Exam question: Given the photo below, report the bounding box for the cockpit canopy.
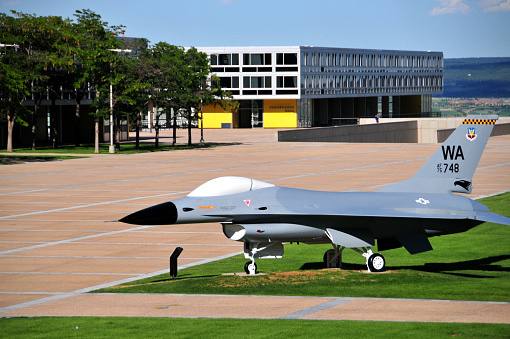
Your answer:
[188,176,275,197]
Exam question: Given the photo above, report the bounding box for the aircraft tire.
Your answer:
[323,249,334,267]
[244,261,257,275]
[367,253,385,272]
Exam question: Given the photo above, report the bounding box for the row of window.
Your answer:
[210,53,298,66]
[302,52,443,69]
[219,76,298,89]
[302,74,443,89]
[211,66,299,73]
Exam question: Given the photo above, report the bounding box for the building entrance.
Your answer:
[236,100,264,128]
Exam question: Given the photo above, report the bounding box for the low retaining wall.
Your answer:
[437,123,510,143]
[278,121,418,143]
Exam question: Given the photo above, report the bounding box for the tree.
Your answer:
[73,9,123,153]
[182,47,234,146]
[110,38,150,150]
[1,11,76,151]
[143,42,186,148]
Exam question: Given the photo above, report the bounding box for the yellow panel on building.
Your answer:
[201,103,234,128]
[263,99,297,128]
[200,112,232,128]
[263,112,297,128]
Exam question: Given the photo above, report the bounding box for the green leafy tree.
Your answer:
[143,42,186,147]
[182,47,234,145]
[0,11,76,151]
[73,9,123,153]
[110,38,150,151]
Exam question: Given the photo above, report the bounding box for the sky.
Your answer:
[2,0,510,58]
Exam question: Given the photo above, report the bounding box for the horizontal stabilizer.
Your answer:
[326,228,374,248]
[474,213,510,226]
[395,233,433,254]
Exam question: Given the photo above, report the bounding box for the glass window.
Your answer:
[265,76,271,88]
[251,77,264,88]
[284,53,297,65]
[232,54,239,65]
[232,77,239,88]
[265,53,271,65]
[251,54,263,65]
[277,76,297,88]
[277,53,297,65]
[210,54,218,65]
[219,77,231,88]
[219,54,231,65]
[276,53,284,65]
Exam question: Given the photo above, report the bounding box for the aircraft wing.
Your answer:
[471,212,510,226]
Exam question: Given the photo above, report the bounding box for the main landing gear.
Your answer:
[324,245,385,272]
[244,260,257,275]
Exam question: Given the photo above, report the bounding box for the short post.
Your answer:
[169,247,183,278]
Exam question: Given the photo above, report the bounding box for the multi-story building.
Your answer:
[197,46,443,128]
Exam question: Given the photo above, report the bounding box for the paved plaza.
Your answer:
[1,128,509,322]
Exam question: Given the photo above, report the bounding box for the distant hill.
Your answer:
[440,57,510,98]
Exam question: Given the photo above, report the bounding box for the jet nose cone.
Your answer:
[119,201,177,225]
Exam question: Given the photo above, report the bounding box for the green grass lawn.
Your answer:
[95,193,510,302]
[2,196,508,338]
[1,317,508,338]
[1,142,215,155]
[0,154,86,165]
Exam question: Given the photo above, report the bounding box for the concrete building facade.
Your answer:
[197,46,443,128]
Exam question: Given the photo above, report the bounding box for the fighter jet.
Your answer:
[120,115,510,274]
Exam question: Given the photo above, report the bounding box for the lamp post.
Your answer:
[109,82,115,153]
[200,98,204,145]
[108,49,132,154]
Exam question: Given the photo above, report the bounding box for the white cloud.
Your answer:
[430,0,472,15]
[479,0,510,12]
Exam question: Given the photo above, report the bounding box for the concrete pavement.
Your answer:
[1,128,509,322]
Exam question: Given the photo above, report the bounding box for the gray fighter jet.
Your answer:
[120,115,510,274]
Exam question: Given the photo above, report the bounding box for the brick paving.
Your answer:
[0,128,509,323]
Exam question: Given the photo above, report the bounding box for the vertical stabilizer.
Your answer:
[378,115,498,194]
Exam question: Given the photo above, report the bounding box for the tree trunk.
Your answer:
[115,110,121,152]
[155,113,160,148]
[172,114,177,146]
[6,111,15,153]
[50,96,58,149]
[187,107,192,146]
[135,112,140,149]
[154,105,159,148]
[31,106,37,151]
[94,117,99,154]
[74,91,82,147]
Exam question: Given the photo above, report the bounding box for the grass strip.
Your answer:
[1,317,509,338]
[1,143,216,155]
[0,155,86,165]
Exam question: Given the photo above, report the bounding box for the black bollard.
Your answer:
[169,247,183,278]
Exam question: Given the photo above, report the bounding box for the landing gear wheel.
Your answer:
[244,261,257,275]
[367,253,385,272]
[323,249,334,267]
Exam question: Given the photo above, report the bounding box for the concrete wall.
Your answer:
[360,117,510,143]
[438,122,510,143]
[279,117,510,144]
[278,121,418,143]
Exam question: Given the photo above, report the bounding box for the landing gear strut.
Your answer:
[324,246,386,272]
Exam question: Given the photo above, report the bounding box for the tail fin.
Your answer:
[378,115,498,194]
